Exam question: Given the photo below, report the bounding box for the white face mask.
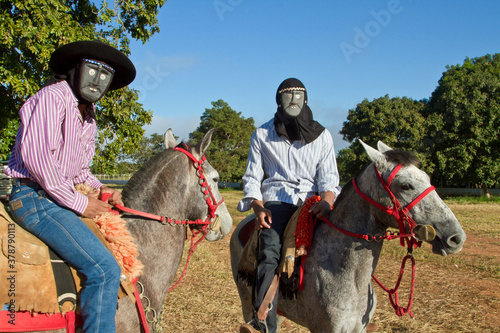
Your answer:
[280,90,305,117]
[78,59,115,103]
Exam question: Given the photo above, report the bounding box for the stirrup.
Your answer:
[247,318,268,333]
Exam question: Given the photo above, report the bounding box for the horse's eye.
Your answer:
[401,183,413,190]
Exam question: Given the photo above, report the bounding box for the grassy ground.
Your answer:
[154,189,500,332]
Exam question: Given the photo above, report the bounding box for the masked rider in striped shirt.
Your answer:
[4,40,136,333]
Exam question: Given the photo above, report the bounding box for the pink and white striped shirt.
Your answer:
[5,81,102,214]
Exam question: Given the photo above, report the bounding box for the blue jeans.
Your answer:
[9,182,121,333]
[254,201,299,333]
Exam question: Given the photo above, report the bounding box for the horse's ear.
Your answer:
[359,139,386,167]
[377,141,393,153]
[164,129,178,149]
[196,128,214,156]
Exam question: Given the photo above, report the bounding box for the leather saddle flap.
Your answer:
[0,203,60,313]
[2,228,49,265]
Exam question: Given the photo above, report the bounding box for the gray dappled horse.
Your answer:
[230,140,466,333]
[26,129,232,332]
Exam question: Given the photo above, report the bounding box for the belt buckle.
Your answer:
[15,178,31,186]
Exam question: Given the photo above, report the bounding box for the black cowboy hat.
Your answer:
[49,40,136,91]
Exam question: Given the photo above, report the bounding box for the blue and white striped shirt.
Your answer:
[237,119,341,212]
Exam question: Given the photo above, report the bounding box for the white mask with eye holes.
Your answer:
[78,58,115,103]
[280,90,305,117]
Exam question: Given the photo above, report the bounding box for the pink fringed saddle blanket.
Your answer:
[75,183,143,281]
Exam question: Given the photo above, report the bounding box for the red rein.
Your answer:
[100,147,225,332]
[328,164,436,318]
[102,146,224,290]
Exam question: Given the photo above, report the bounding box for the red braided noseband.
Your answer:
[353,164,435,248]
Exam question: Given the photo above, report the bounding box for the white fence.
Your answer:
[436,188,500,196]
[95,174,132,181]
[95,176,498,196]
[96,175,242,189]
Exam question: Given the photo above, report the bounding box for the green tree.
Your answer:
[339,95,427,180]
[0,0,164,168]
[120,132,176,172]
[189,100,256,183]
[335,146,358,184]
[115,161,137,175]
[424,54,500,196]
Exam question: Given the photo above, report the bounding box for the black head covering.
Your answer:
[274,78,324,143]
[49,40,136,91]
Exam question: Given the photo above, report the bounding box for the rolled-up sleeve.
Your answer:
[237,131,264,212]
[316,130,341,198]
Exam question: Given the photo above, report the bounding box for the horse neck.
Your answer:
[121,153,191,309]
[330,179,385,236]
[310,179,386,272]
[123,150,186,209]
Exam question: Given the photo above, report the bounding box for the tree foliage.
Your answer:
[189,100,256,183]
[119,132,177,174]
[338,95,427,181]
[0,0,165,167]
[424,54,500,194]
[337,54,500,195]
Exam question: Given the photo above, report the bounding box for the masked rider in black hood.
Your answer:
[238,78,342,333]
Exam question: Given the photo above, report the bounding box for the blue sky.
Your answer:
[127,0,500,153]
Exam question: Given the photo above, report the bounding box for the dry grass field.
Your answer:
[158,190,500,333]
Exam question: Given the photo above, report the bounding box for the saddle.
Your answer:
[0,202,140,315]
[237,203,303,282]
[237,197,322,301]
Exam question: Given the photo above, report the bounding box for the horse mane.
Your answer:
[122,142,195,199]
[384,149,420,167]
[121,149,174,202]
[334,149,420,209]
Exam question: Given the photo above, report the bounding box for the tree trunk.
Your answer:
[481,184,491,198]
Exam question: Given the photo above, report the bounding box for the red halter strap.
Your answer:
[173,146,225,220]
[353,164,435,248]
[351,163,436,318]
[104,146,224,230]
[96,146,227,330]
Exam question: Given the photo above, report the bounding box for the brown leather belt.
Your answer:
[14,178,33,186]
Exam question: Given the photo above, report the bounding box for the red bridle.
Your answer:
[349,163,436,317]
[108,146,224,232]
[99,146,226,332]
[173,146,225,226]
[352,164,436,248]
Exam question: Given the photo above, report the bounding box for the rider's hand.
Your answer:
[251,200,272,230]
[82,196,112,218]
[99,185,123,206]
[309,191,336,219]
[309,199,332,219]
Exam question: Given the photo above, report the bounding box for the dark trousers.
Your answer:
[254,201,299,333]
